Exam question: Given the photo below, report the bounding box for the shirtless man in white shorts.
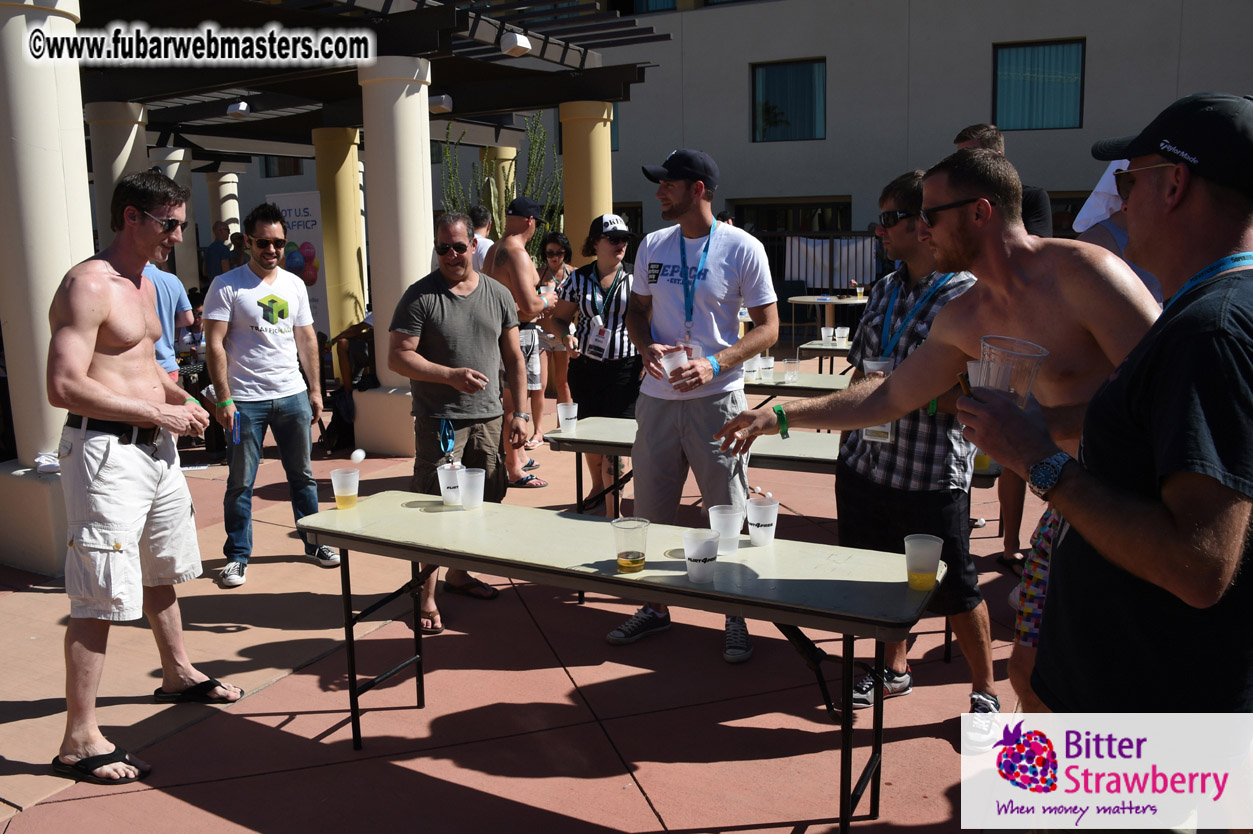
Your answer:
[46,171,242,785]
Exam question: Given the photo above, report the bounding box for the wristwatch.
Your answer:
[512,411,531,422]
[1027,451,1073,499]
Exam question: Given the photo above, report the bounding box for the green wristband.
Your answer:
[184,397,198,405]
[772,404,790,439]
[215,398,234,408]
[927,398,938,417]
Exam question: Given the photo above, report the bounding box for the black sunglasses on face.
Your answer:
[544,249,565,258]
[252,237,286,250]
[1112,163,1177,201]
[142,210,188,234]
[878,210,914,229]
[919,197,995,228]
[434,242,469,255]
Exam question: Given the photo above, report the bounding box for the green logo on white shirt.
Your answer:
[257,294,289,325]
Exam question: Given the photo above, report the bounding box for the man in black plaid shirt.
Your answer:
[833,171,991,714]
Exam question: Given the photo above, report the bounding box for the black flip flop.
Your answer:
[52,748,148,785]
[523,458,541,471]
[996,553,1026,577]
[442,577,500,600]
[154,677,243,704]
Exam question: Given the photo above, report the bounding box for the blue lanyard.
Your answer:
[1163,252,1253,313]
[439,418,455,462]
[591,263,625,319]
[678,220,718,333]
[878,272,954,358]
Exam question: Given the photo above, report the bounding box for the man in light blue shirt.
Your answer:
[144,263,193,380]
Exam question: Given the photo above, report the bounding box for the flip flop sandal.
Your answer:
[153,677,243,704]
[524,437,543,450]
[442,577,500,600]
[523,458,541,471]
[996,553,1026,577]
[420,609,445,635]
[52,747,148,785]
[508,474,548,488]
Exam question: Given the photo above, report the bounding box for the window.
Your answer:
[994,39,1084,130]
[606,0,676,12]
[752,60,825,143]
[262,156,303,178]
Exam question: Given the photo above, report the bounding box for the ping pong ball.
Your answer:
[350,449,366,463]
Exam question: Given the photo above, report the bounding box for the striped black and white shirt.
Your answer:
[559,261,638,361]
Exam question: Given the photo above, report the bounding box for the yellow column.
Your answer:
[558,101,614,267]
[478,145,516,234]
[205,171,241,234]
[148,147,199,290]
[83,101,147,249]
[312,126,366,378]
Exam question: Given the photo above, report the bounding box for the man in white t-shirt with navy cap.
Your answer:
[612,148,779,663]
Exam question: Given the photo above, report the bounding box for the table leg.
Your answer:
[339,548,363,751]
[610,455,621,518]
[412,561,425,710]
[840,633,854,834]
[574,451,584,514]
[825,307,836,330]
[870,640,884,819]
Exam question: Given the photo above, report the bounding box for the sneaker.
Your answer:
[722,616,753,663]
[219,562,247,587]
[850,666,913,709]
[306,545,341,567]
[964,690,1002,753]
[606,606,671,645]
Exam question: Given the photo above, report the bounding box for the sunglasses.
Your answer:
[878,210,914,229]
[1112,163,1177,201]
[434,242,469,255]
[143,210,188,234]
[544,249,566,258]
[919,197,995,228]
[252,237,286,250]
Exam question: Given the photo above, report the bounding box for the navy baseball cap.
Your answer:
[506,196,542,219]
[642,148,719,191]
[1092,92,1253,196]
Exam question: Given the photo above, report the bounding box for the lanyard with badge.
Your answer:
[677,221,718,359]
[862,272,954,444]
[1162,252,1253,313]
[584,263,625,361]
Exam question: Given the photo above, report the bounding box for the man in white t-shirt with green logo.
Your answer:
[614,149,780,663]
[204,202,334,588]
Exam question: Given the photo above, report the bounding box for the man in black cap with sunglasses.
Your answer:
[958,92,1253,713]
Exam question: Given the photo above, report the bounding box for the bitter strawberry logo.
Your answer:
[995,720,1058,793]
[256,294,288,325]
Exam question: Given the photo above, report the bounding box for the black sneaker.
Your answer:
[219,562,246,588]
[964,690,1002,753]
[306,545,341,567]
[606,606,671,645]
[850,666,913,709]
[722,616,753,663]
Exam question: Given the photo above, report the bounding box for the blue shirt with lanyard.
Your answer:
[1163,252,1253,313]
[878,271,955,359]
[679,220,718,341]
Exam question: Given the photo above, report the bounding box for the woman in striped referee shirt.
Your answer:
[551,214,643,515]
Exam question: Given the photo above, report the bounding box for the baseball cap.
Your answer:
[588,214,631,240]
[1092,92,1253,196]
[642,148,719,191]
[506,196,542,219]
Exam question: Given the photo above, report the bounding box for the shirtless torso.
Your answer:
[483,232,544,323]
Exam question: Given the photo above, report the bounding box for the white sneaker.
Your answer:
[219,562,247,587]
[306,545,341,567]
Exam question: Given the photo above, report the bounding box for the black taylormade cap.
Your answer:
[588,214,631,240]
[642,148,719,191]
[1092,92,1253,196]
[506,196,542,219]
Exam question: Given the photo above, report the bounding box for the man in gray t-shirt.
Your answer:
[388,211,527,633]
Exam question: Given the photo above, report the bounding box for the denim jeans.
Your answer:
[223,393,319,564]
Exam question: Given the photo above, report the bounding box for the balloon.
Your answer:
[299,242,316,261]
[284,249,305,275]
[302,263,319,286]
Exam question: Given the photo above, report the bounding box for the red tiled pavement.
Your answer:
[0,349,1043,833]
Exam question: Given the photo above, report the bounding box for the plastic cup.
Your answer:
[458,467,485,509]
[746,495,780,546]
[904,534,943,591]
[821,326,834,344]
[979,335,1048,408]
[708,504,744,556]
[743,354,760,380]
[330,468,359,510]
[659,350,687,388]
[835,326,850,347]
[612,517,650,573]
[965,361,992,468]
[855,286,865,298]
[682,529,720,583]
[783,359,800,383]
[557,402,578,433]
[436,462,463,506]
[759,355,775,382]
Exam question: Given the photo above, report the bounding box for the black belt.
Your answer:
[66,413,160,445]
[518,322,539,331]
